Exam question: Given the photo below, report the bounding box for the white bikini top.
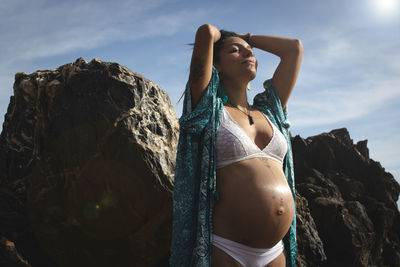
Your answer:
[216,107,288,169]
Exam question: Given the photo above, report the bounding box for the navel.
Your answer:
[277,198,285,216]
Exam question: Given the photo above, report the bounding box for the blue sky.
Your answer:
[1,0,399,192]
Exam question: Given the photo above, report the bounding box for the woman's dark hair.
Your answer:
[213,30,242,63]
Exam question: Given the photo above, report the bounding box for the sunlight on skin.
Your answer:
[275,185,292,194]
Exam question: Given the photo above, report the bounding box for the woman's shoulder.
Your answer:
[179,67,227,133]
[182,66,226,115]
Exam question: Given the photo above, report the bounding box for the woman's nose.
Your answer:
[243,47,253,57]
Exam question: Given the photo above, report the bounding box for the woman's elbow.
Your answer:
[292,39,303,55]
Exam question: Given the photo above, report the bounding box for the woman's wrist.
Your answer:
[207,24,221,43]
[243,33,254,47]
[197,24,221,43]
[213,29,221,43]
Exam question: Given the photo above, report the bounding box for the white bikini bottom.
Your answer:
[212,234,284,267]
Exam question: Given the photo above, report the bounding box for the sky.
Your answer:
[1,0,399,201]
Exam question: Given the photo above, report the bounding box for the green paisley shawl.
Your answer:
[170,66,297,266]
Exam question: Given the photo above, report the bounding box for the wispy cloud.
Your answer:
[0,0,209,64]
[289,23,400,128]
[291,77,400,127]
[1,1,149,62]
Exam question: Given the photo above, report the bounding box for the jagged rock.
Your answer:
[292,128,400,266]
[356,140,369,159]
[0,58,178,267]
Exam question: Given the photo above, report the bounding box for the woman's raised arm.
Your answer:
[246,34,303,109]
[189,24,221,109]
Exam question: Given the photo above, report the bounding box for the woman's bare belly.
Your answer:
[213,157,294,249]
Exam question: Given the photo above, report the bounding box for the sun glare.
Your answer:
[373,0,399,17]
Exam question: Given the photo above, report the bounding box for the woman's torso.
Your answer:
[213,106,294,248]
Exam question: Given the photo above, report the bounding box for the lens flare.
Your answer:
[82,189,119,220]
[84,202,100,220]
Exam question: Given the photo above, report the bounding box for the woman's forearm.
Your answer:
[244,33,303,108]
[189,24,221,109]
[248,34,303,58]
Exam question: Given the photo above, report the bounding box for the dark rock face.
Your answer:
[1,59,399,267]
[0,236,31,267]
[0,58,178,267]
[295,192,327,266]
[293,128,400,267]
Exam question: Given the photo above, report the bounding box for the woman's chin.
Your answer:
[247,69,257,81]
[244,65,257,75]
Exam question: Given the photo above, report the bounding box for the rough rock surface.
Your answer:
[1,59,399,267]
[293,128,400,267]
[0,58,178,267]
[0,236,31,267]
[295,192,327,266]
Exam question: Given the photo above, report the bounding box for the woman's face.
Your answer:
[214,37,257,81]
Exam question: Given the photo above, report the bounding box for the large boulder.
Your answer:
[0,58,179,267]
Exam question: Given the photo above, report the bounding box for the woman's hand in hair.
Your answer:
[199,24,221,43]
[236,33,253,47]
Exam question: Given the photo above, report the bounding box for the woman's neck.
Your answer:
[221,79,249,108]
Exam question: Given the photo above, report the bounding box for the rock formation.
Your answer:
[0,58,399,267]
[0,58,178,267]
[293,128,400,267]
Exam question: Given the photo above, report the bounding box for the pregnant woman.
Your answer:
[170,24,303,267]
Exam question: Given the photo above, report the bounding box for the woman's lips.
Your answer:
[242,59,256,65]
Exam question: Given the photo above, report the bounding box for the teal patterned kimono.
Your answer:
[170,66,297,267]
